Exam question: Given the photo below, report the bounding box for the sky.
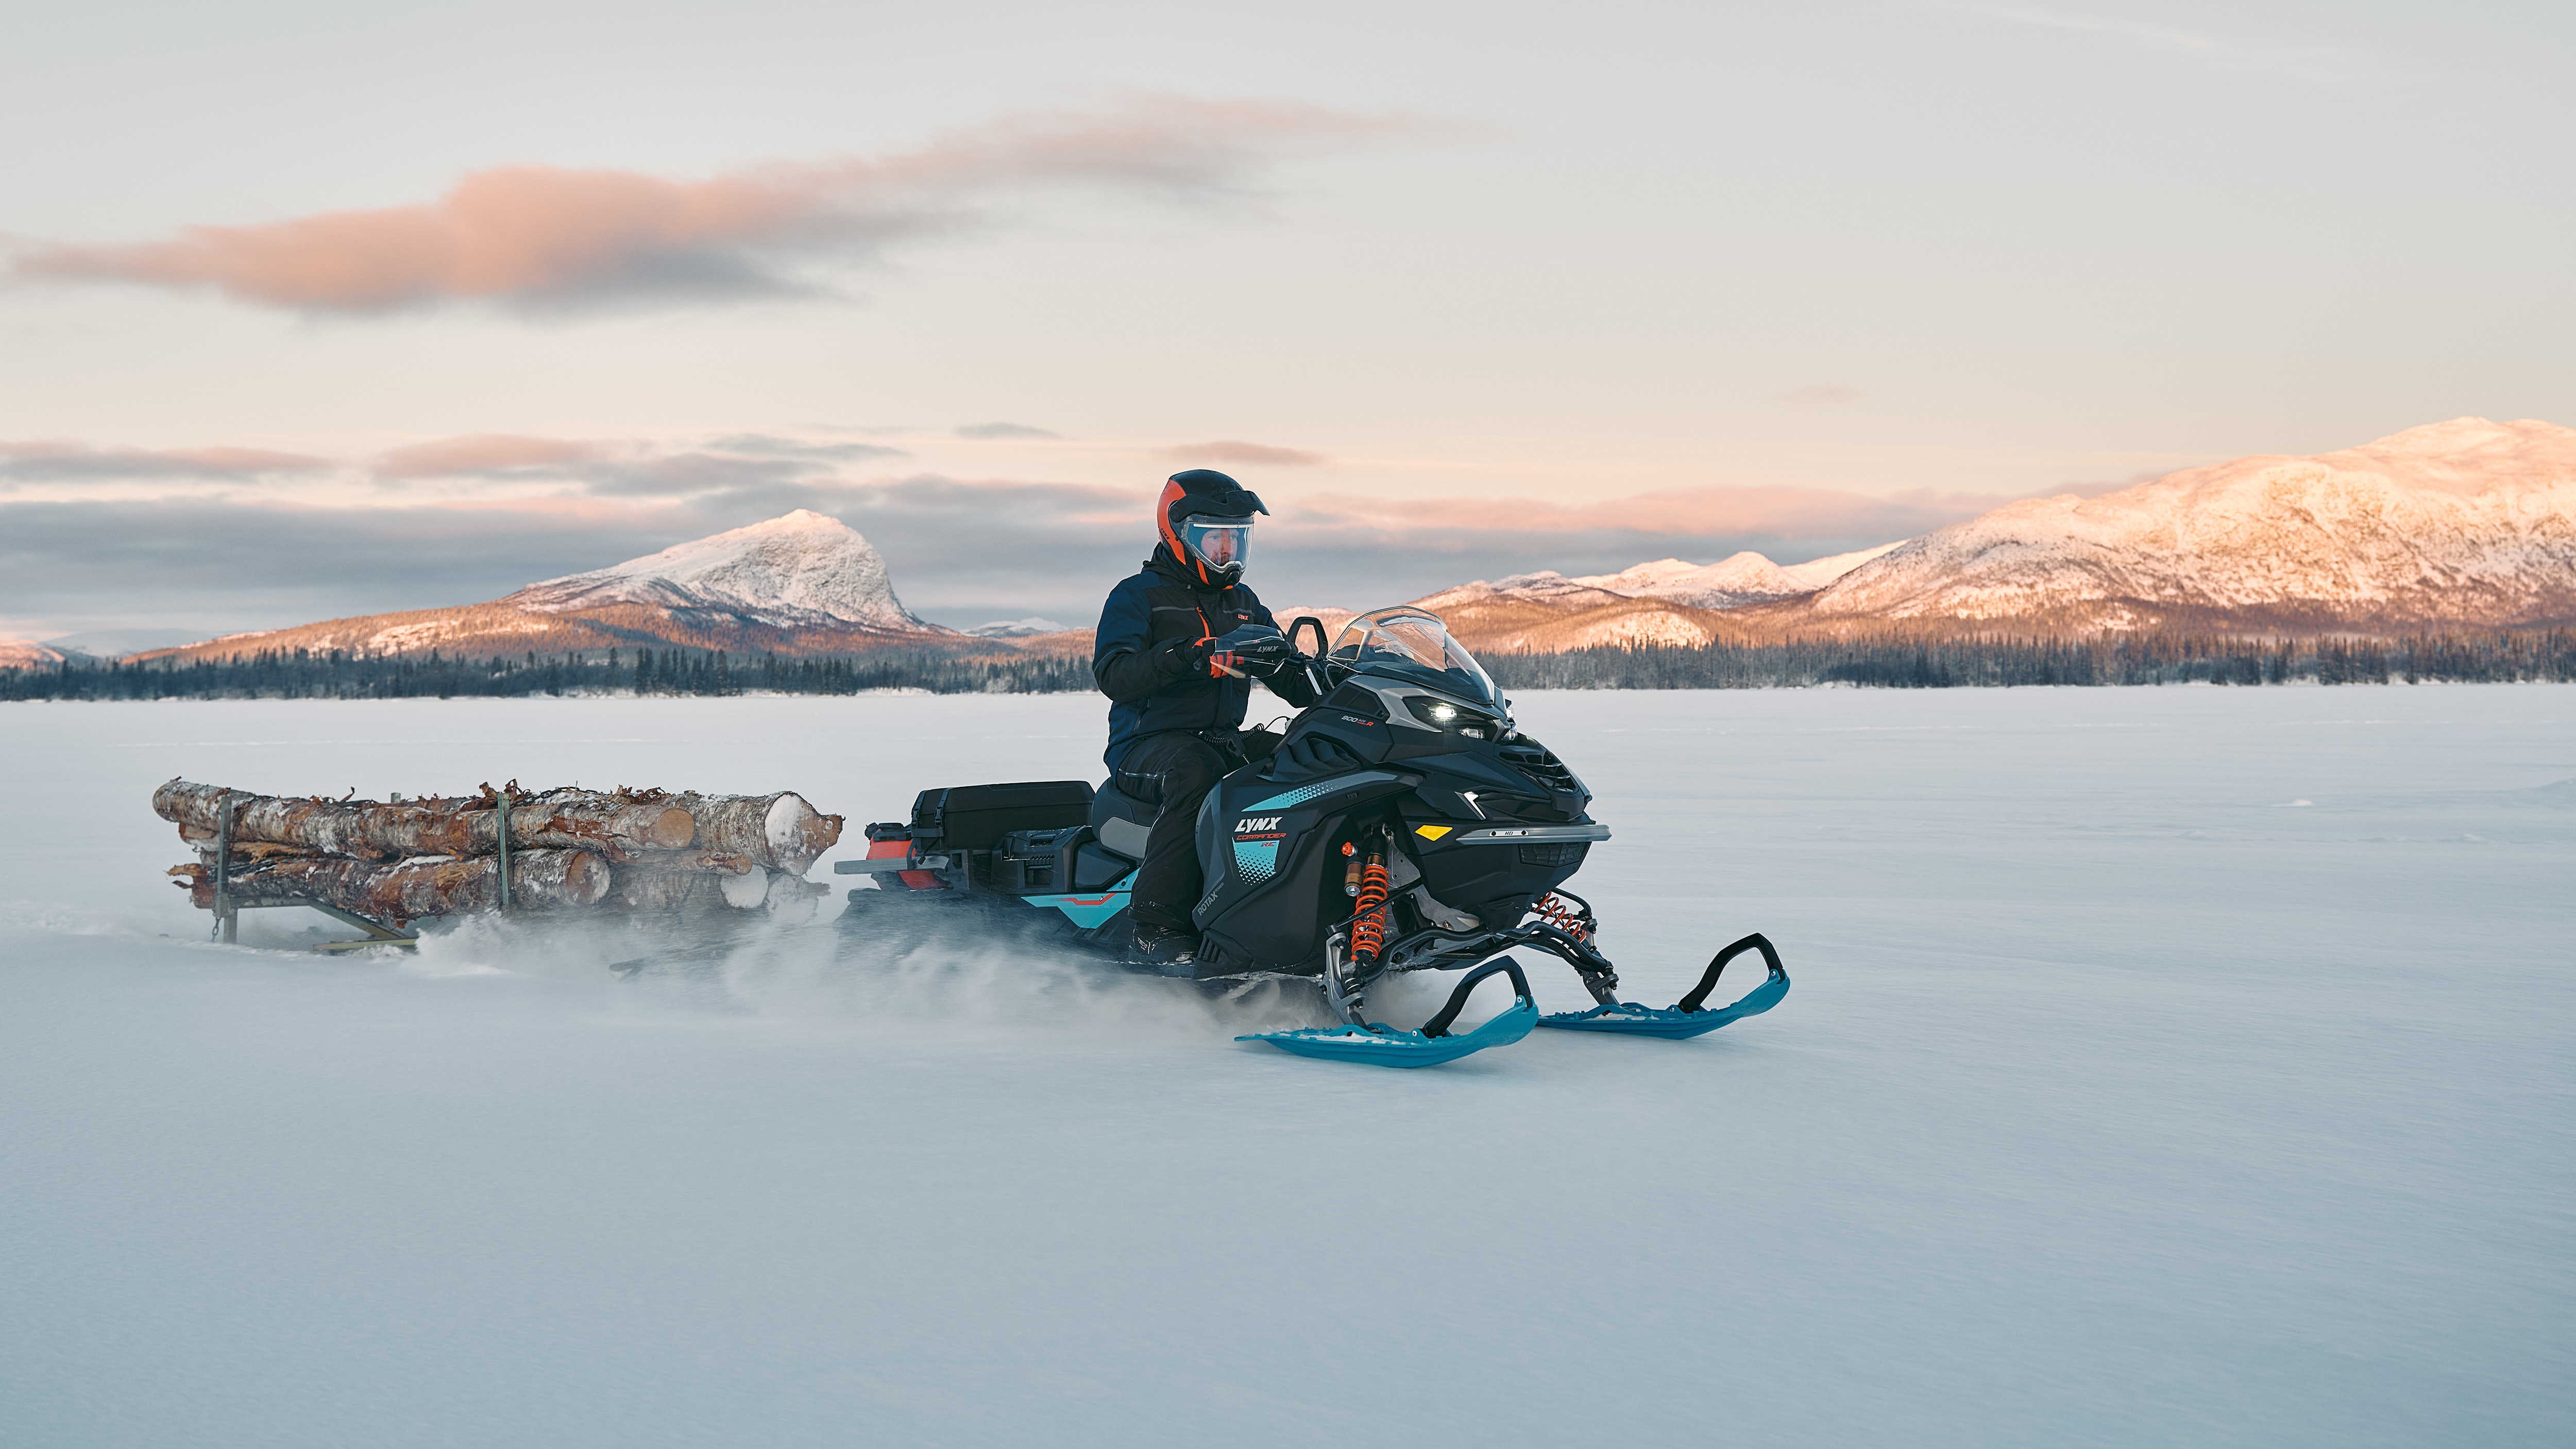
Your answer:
[2,0,2569,643]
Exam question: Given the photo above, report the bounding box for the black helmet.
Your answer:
[1157,468,1267,586]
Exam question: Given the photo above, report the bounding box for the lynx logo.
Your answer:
[1235,815,1283,834]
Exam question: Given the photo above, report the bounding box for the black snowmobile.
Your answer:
[837,605,1788,1066]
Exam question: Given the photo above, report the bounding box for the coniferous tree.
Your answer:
[6,630,2573,702]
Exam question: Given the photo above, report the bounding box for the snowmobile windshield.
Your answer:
[1328,607,1501,710]
[1179,516,1252,572]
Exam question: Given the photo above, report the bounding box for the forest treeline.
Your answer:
[3,629,2572,701]
[1482,629,2576,690]
[0,646,1091,702]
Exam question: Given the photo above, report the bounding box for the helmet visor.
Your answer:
[1180,516,1253,571]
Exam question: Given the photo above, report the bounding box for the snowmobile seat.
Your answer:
[1087,781,1158,861]
[911,781,1093,851]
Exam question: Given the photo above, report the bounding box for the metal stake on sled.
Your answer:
[207,789,420,954]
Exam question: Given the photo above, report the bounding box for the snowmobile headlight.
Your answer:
[1403,695,1496,735]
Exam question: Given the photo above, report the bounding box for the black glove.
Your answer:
[1155,636,1216,679]
[1209,624,1295,678]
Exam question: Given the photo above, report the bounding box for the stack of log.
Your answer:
[157,778,844,927]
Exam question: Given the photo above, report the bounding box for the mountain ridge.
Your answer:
[73,416,2576,668]
[1784,416,2576,635]
[1393,417,2576,652]
[507,510,930,632]
[135,511,957,664]
[0,638,66,670]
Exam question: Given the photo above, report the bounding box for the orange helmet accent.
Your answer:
[1155,478,1207,583]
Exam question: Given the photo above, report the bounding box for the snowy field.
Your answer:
[3,686,2570,1448]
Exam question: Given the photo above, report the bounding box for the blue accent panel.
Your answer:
[1237,1000,1537,1068]
[1232,838,1281,881]
[1246,770,1402,813]
[1247,780,1336,812]
[1537,969,1790,1037]
[1022,872,1138,930]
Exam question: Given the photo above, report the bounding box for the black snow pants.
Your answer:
[1114,728,1277,934]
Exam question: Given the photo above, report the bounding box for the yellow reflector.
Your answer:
[1414,824,1452,840]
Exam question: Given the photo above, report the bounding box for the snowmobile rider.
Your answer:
[1093,469,1320,965]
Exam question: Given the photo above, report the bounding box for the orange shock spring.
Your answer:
[1534,891,1591,942]
[1350,853,1391,963]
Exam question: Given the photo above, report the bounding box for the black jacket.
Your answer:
[1092,546,1318,771]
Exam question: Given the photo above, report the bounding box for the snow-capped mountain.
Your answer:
[1427,541,1902,617]
[510,510,927,631]
[1411,580,1733,653]
[1800,418,2576,631]
[1393,418,2576,651]
[1566,542,1907,608]
[1571,554,1800,605]
[963,617,1071,638]
[92,417,2576,672]
[1394,543,1905,652]
[137,511,956,664]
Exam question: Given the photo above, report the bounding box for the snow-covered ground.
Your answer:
[4,687,2570,1447]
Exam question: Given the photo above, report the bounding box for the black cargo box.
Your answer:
[910,781,1095,850]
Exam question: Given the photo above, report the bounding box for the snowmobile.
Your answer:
[836,605,1788,1066]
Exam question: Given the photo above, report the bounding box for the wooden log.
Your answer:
[599,864,833,915]
[602,862,769,912]
[176,848,611,920]
[208,840,326,863]
[154,780,694,862]
[625,848,760,875]
[674,792,844,873]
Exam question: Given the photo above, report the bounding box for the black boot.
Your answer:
[1132,922,1199,965]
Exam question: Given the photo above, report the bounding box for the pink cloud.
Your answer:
[1165,440,1329,468]
[0,439,330,484]
[13,97,1423,314]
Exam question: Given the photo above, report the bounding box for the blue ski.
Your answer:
[1539,932,1789,1038]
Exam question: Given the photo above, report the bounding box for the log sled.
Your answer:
[157,778,843,951]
